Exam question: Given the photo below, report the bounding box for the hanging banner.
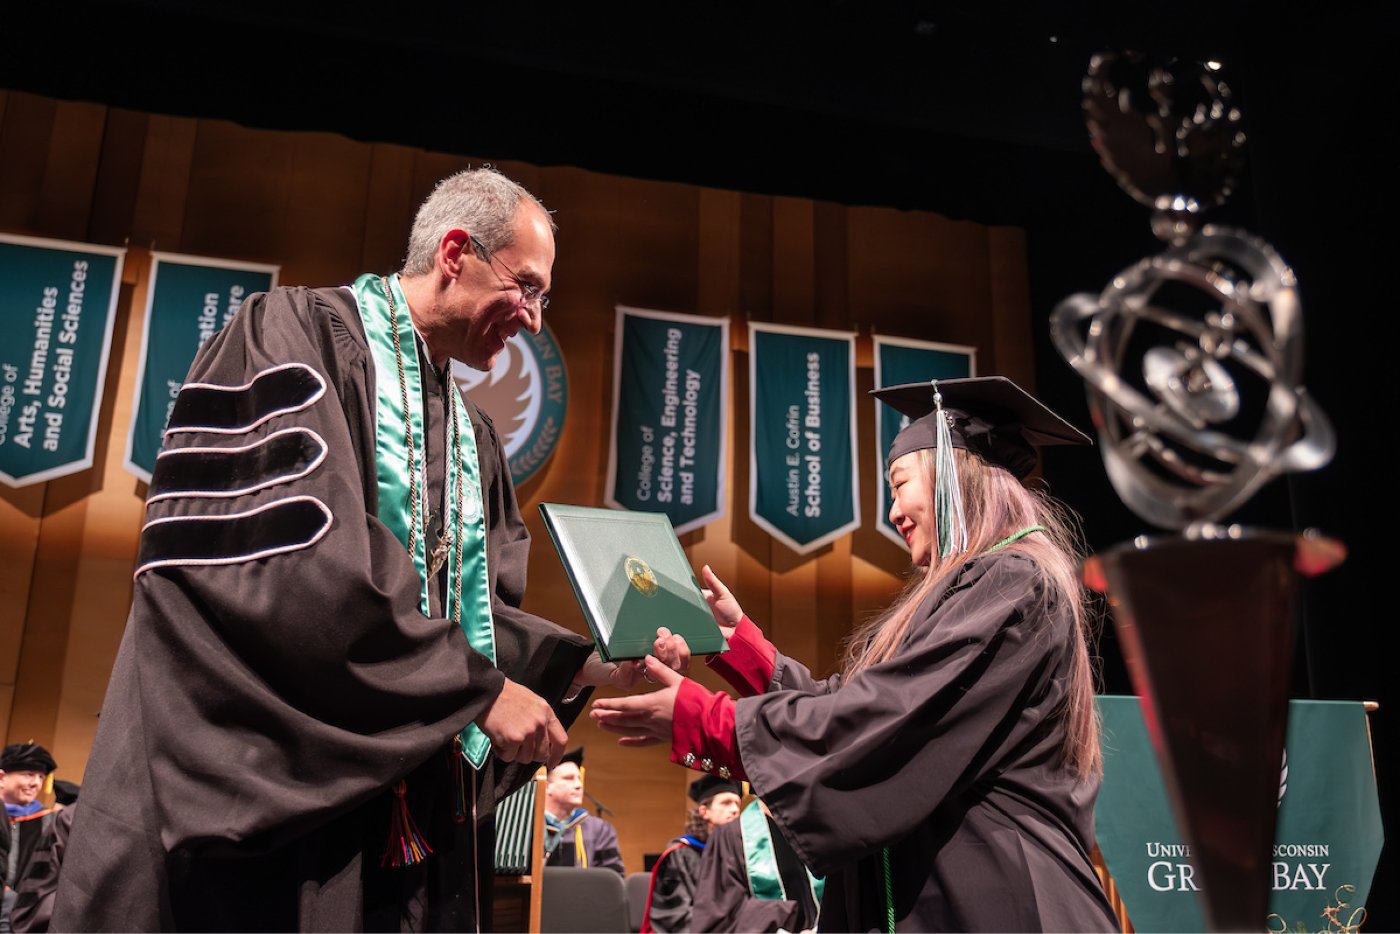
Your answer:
[871,335,976,549]
[0,233,126,488]
[748,322,859,554]
[124,253,279,482]
[1095,695,1384,933]
[452,321,569,487]
[606,306,728,534]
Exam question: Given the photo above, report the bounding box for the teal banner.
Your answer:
[1095,695,1383,933]
[124,253,278,482]
[452,321,569,488]
[606,306,728,534]
[748,323,858,553]
[0,234,125,488]
[871,335,975,549]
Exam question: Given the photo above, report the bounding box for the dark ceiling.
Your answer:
[7,1,1380,228]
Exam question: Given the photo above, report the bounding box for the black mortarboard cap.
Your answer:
[873,376,1090,479]
[557,747,584,768]
[687,774,741,804]
[0,742,57,774]
[53,779,80,806]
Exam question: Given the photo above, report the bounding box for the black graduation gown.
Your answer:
[736,552,1118,933]
[10,805,74,933]
[2,808,57,894]
[644,841,702,933]
[690,814,819,933]
[50,286,592,932]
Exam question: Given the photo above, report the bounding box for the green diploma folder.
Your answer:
[538,503,729,661]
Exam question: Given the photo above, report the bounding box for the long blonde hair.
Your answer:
[842,447,1102,779]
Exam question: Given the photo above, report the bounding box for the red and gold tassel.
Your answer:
[381,779,432,867]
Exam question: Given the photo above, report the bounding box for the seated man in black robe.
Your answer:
[0,744,61,932]
[690,798,820,933]
[9,780,78,934]
[642,774,743,932]
[51,167,640,932]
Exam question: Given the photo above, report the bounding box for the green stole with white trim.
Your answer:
[739,800,825,907]
[353,273,496,769]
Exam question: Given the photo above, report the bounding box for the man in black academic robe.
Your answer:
[642,775,743,933]
[1,744,62,932]
[689,802,819,933]
[9,795,75,933]
[51,169,624,932]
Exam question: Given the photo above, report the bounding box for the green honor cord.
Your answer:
[880,523,1045,930]
[353,273,497,768]
[882,847,894,933]
[990,525,1045,552]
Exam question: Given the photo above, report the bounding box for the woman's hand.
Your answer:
[700,564,742,640]
[590,656,683,747]
[652,627,692,675]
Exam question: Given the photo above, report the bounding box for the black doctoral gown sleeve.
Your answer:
[689,820,805,934]
[735,553,1070,878]
[646,843,700,933]
[53,287,509,931]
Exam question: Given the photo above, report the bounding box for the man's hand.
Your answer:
[590,656,682,747]
[651,627,691,675]
[700,564,743,639]
[571,649,647,694]
[571,629,694,695]
[476,678,568,766]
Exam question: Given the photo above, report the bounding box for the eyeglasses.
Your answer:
[469,234,550,312]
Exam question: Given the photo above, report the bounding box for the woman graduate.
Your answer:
[593,377,1119,932]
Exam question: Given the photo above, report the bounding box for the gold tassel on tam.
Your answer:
[382,780,432,867]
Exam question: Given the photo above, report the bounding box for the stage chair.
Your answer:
[624,871,650,932]
[540,866,630,933]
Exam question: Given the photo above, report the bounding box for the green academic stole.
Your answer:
[739,800,825,905]
[353,273,497,769]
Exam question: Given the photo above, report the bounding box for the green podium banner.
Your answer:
[1095,695,1383,932]
[871,335,975,549]
[606,306,728,534]
[124,253,278,482]
[748,322,859,553]
[0,234,126,488]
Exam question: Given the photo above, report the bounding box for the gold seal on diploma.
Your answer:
[624,556,658,597]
